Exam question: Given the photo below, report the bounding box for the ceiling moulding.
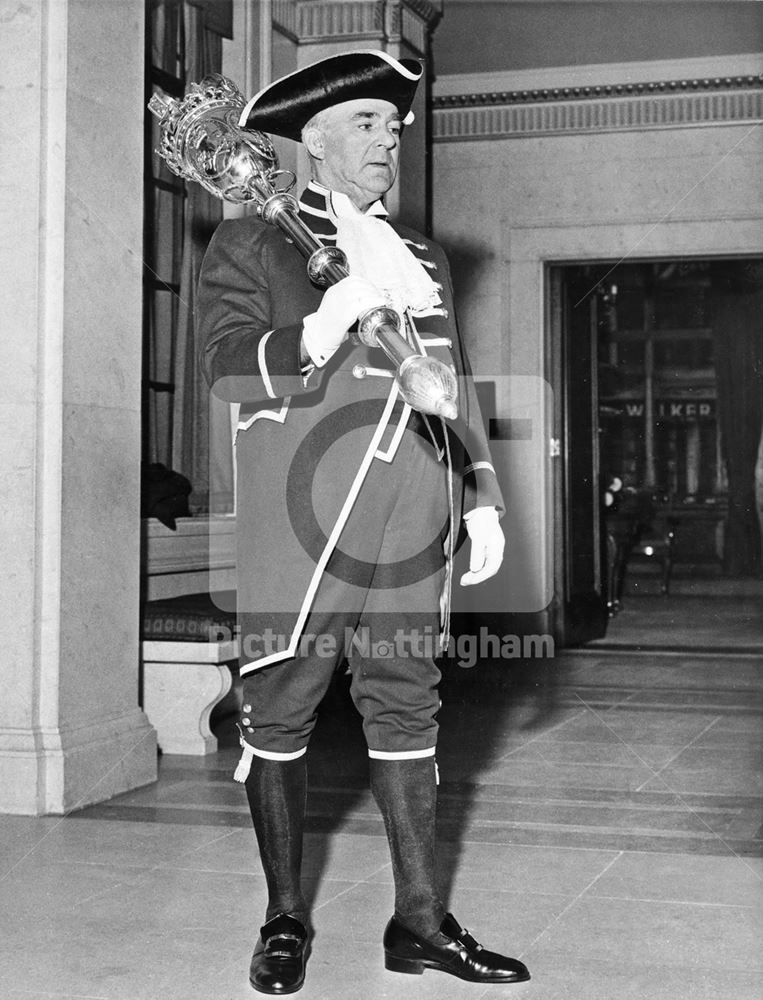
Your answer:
[432,76,763,142]
[272,0,439,52]
[432,54,763,98]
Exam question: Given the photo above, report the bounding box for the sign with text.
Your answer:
[606,399,716,421]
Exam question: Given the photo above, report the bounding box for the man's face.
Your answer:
[307,99,403,210]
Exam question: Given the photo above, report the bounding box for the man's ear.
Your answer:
[303,125,325,160]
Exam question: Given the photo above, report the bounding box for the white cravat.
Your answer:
[326,190,442,319]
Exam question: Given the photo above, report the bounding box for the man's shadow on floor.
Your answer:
[299,640,568,918]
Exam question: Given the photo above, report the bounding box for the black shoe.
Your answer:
[249,914,308,995]
[383,912,530,984]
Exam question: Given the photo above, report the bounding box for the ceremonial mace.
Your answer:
[149,75,458,420]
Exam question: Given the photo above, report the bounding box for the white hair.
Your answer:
[301,107,332,149]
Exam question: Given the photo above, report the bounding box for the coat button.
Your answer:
[352,364,367,379]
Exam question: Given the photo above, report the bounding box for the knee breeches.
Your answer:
[238,428,449,761]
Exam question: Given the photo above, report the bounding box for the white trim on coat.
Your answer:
[258,329,277,398]
[247,745,308,761]
[464,461,496,476]
[237,398,291,433]
[368,747,436,759]
[239,381,401,676]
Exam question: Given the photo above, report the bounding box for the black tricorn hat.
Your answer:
[238,50,423,142]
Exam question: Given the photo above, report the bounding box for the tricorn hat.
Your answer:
[238,50,423,142]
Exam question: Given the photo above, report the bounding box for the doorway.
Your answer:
[549,256,763,649]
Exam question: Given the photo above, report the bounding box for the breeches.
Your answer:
[238,426,449,759]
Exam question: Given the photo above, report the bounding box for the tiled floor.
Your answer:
[1,597,761,999]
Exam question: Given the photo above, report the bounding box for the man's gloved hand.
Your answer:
[302,276,387,367]
[460,506,505,586]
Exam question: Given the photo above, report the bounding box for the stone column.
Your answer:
[269,0,441,230]
[0,0,157,815]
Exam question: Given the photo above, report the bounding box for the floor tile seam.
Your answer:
[634,714,723,792]
[518,738,763,753]
[437,782,760,806]
[442,784,763,806]
[344,879,578,905]
[584,667,763,679]
[595,708,763,720]
[91,784,763,808]
[8,857,163,873]
[6,855,158,872]
[564,684,763,700]
[567,681,763,693]
[600,697,763,710]
[0,986,110,1000]
[484,760,760,784]
[584,892,762,910]
[147,861,267,876]
[500,740,761,755]
[68,881,149,910]
[454,818,745,839]
[312,859,393,913]
[564,646,763,657]
[591,647,763,657]
[334,807,752,835]
[90,786,763,813]
[446,838,745,861]
[492,707,589,764]
[82,801,252,815]
[578,699,763,714]
[526,955,763,974]
[633,778,763,870]
[46,846,261,906]
[571,692,763,869]
[186,826,246,853]
[501,955,763,976]
[0,716,171,877]
[507,752,691,772]
[439,795,751,817]
[126,865,371,886]
[515,850,625,961]
[61,809,253,830]
[453,835,763,858]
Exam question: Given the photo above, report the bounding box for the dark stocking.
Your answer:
[369,756,445,940]
[244,755,308,925]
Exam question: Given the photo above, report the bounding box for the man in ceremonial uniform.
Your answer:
[198,50,530,994]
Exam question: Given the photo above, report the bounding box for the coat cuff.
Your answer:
[463,461,504,516]
[257,323,308,398]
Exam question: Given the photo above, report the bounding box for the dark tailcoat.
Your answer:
[197,189,503,673]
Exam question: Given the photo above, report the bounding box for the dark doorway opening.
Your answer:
[550,257,763,649]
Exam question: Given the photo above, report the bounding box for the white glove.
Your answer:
[302,276,387,367]
[460,506,505,586]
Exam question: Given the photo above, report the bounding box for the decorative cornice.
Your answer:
[272,0,298,39]
[273,1,382,42]
[399,0,441,30]
[433,73,763,109]
[433,78,763,142]
[272,0,438,49]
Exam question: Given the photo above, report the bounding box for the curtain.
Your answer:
[711,261,763,576]
[171,3,232,513]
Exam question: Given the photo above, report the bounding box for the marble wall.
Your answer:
[0,0,157,814]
